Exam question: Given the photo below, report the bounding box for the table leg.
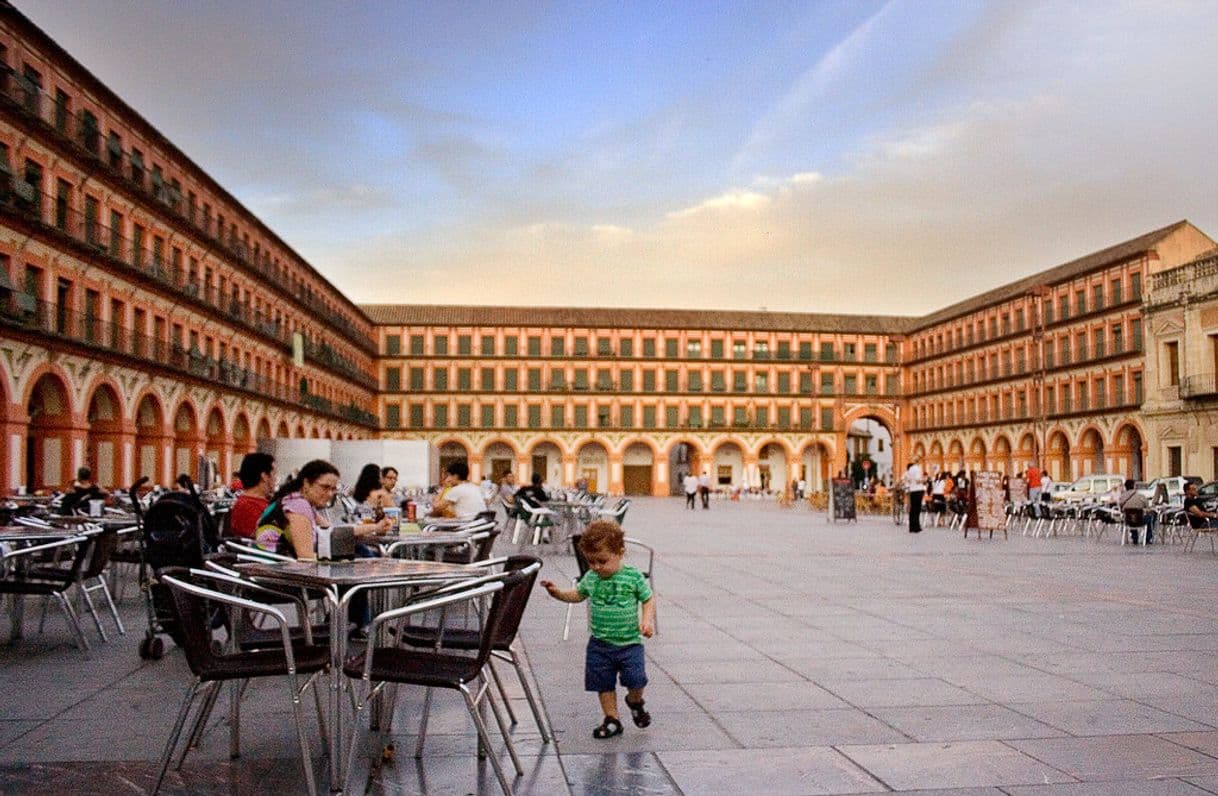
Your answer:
[327,587,343,792]
[9,594,25,642]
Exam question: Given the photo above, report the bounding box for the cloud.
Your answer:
[667,190,772,219]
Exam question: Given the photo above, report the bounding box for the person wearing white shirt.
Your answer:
[682,472,698,509]
[903,461,925,533]
[698,472,711,509]
[430,462,487,520]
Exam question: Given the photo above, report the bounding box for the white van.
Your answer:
[1051,474,1126,503]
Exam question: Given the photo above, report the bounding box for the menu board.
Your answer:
[830,478,857,522]
[1008,477,1028,504]
[971,470,1007,538]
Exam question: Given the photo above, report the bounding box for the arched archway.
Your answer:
[576,441,609,493]
[1078,427,1105,476]
[26,373,75,491]
[294,423,306,438]
[666,438,702,496]
[1017,433,1037,473]
[757,441,788,493]
[845,415,894,485]
[801,441,832,493]
[256,417,272,442]
[438,441,469,475]
[204,407,228,489]
[277,420,291,438]
[172,402,200,484]
[482,441,517,483]
[527,441,562,486]
[947,438,965,474]
[992,435,1012,476]
[134,393,166,486]
[1113,423,1144,480]
[969,436,987,473]
[929,440,945,474]
[622,441,655,496]
[1047,430,1071,482]
[84,382,124,488]
[712,440,746,489]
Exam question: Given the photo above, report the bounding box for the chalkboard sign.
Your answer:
[830,478,857,522]
[967,470,1007,539]
[1009,477,1028,504]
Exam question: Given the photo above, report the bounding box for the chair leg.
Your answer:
[155,680,200,795]
[228,679,242,759]
[460,684,514,796]
[181,681,223,759]
[343,679,375,795]
[480,675,523,776]
[311,674,329,760]
[487,658,518,726]
[97,576,126,636]
[506,648,551,742]
[54,592,90,654]
[80,583,108,643]
[414,686,434,759]
[285,673,318,796]
[561,602,573,641]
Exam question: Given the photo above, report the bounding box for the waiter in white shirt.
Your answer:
[903,460,926,533]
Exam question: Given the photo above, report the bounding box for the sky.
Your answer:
[18,0,1218,315]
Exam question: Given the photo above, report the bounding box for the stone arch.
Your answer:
[947,438,965,473]
[621,440,657,496]
[1046,428,1072,482]
[26,371,75,491]
[799,439,834,493]
[438,440,470,476]
[666,437,704,496]
[255,416,272,442]
[133,392,167,486]
[172,400,201,484]
[1077,425,1106,476]
[969,436,987,472]
[526,440,563,487]
[1112,421,1145,480]
[309,426,320,439]
[575,440,610,493]
[711,439,746,489]
[84,381,125,489]
[482,440,519,483]
[841,405,900,484]
[992,434,1013,475]
[928,439,945,474]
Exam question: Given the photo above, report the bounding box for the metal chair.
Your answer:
[342,579,520,795]
[154,572,329,796]
[1120,507,1149,546]
[36,526,125,641]
[0,534,92,653]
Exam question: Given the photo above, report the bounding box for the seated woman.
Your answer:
[351,463,396,523]
[256,460,385,558]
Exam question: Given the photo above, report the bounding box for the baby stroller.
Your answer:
[129,475,221,659]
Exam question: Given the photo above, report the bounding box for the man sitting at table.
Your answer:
[228,453,275,539]
[1118,478,1155,544]
[59,466,109,515]
[429,462,485,520]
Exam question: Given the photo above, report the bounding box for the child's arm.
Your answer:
[539,579,585,604]
[639,595,656,638]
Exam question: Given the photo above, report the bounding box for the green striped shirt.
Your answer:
[577,565,652,646]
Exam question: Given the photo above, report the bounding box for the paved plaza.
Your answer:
[3,497,1218,794]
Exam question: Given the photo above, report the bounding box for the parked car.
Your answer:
[1136,476,1202,504]
[1051,474,1127,503]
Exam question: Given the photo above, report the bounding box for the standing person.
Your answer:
[1041,471,1054,502]
[698,471,711,509]
[228,452,275,539]
[540,520,656,739]
[682,471,698,509]
[480,473,497,504]
[497,472,518,508]
[904,460,925,533]
[797,478,807,501]
[429,461,485,520]
[1026,464,1043,503]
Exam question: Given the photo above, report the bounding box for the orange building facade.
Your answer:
[2,8,1216,497]
[0,8,377,492]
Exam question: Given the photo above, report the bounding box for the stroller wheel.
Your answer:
[139,635,165,660]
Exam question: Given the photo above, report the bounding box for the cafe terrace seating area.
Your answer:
[4,495,1218,794]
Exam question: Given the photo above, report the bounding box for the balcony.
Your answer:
[1181,373,1218,399]
[0,292,377,427]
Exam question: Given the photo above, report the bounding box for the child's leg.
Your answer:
[621,644,651,727]
[598,690,618,720]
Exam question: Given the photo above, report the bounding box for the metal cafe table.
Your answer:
[1,525,86,642]
[235,558,487,790]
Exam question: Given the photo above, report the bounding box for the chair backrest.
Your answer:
[569,533,590,577]
[81,528,118,580]
[161,569,223,678]
[473,528,501,561]
[488,556,542,650]
[1123,507,1145,526]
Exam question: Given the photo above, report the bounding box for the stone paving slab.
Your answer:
[836,740,1076,790]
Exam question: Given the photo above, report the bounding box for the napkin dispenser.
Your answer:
[317,525,357,561]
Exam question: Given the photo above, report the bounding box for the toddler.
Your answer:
[541,520,655,739]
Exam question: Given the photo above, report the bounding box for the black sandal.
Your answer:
[592,716,623,739]
[625,698,651,728]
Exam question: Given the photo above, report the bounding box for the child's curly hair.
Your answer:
[579,520,626,556]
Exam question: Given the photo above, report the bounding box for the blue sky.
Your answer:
[19,1,1218,314]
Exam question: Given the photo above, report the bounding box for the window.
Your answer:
[551,369,566,389]
[1165,341,1180,386]
[799,342,812,360]
[733,407,749,426]
[863,343,877,362]
[1059,336,1071,365]
[1112,323,1124,353]
[665,370,679,392]
[527,336,541,356]
[481,367,495,390]
[385,367,401,391]
[410,334,424,354]
[1059,295,1069,320]
[1046,386,1055,413]
[842,343,856,361]
[503,368,518,391]
[551,337,565,356]
[480,336,495,356]
[1015,308,1025,331]
[551,406,565,428]
[818,372,833,395]
[433,404,448,426]
[597,337,612,355]
[865,374,878,395]
[619,371,633,391]
[643,370,656,391]
[54,178,69,231]
[434,335,448,355]
[573,336,588,356]
[409,404,424,427]
[504,405,518,427]
[710,339,724,359]
[733,340,746,359]
[1114,374,1125,404]
[777,372,791,393]
[666,406,680,428]
[755,373,769,392]
[620,405,634,427]
[643,405,656,428]
[1133,320,1143,351]
[409,367,424,390]
[619,338,633,357]
[504,336,518,356]
[665,338,679,358]
[130,147,144,186]
[481,405,495,427]
[573,369,588,390]
[574,405,588,426]
[687,406,702,428]
[385,334,401,355]
[777,341,791,360]
[710,406,725,427]
[527,405,542,428]
[642,338,656,357]
[732,370,747,392]
[433,368,448,391]
[456,405,472,427]
[819,342,834,360]
[688,371,703,391]
[596,368,613,390]
[1168,446,1182,477]
[686,340,702,357]
[777,406,791,428]
[1111,279,1122,305]
[1076,380,1088,411]
[754,342,770,360]
[527,368,541,390]
[1075,290,1086,315]
[1092,284,1104,311]
[843,374,858,394]
[457,368,471,391]
[886,374,900,395]
[1131,272,1141,299]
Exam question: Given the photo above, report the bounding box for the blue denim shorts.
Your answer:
[585,637,647,692]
